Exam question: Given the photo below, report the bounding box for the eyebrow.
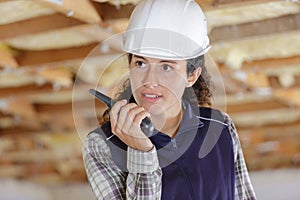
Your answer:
[133,55,178,64]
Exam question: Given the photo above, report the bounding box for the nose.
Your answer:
[142,65,159,88]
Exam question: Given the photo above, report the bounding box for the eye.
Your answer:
[161,64,172,72]
[135,60,147,68]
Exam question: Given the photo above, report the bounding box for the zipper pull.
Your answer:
[171,138,177,150]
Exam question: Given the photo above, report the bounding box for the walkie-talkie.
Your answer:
[89,89,154,137]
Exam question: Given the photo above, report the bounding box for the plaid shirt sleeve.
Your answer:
[224,113,257,200]
[82,132,162,200]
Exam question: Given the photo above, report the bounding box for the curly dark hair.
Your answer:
[114,54,213,106]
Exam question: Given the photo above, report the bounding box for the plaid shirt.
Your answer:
[82,112,256,200]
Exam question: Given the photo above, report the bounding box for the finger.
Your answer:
[110,99,127,133]
[129,110,150,139]
[117,103,137,131]
[122,106,146,134]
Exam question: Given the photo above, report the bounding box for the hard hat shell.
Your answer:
[123,0,211,60]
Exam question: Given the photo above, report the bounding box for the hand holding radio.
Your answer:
[89,89,155,152]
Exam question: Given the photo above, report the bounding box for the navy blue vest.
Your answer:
[94,103,235,200]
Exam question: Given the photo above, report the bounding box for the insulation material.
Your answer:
[246,72,270,88]
[36,0,101,24]
[34,133,82,159]
[275,89,300,107]
[210,30,300,69]
[76,54,128,87]
[0,0,55,25]
[36,67,73,87]
[206,1,300,32]
[278,73,295,88]
[28,90,74,104]
[0,71,39,88]
[0,43,18,68]
[6,25,98,50]
[231,108,300,127]
[265,65,300,76]
[221,92,273,105]
[92,0,141,6]
[0,97,36,118]
[0,117,16,129]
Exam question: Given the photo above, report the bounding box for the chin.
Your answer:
[145,104,166,117]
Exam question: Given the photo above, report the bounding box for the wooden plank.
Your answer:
[238,123,300,143]
[212,0,275,6]
[195,0,215,10]
[0,45,18,68]
[0,83,54,98]
[15,43,99,66]
[0,65,75,89]
[0,0,55,25]
[0,97,36,118]
[34,0,101,24]
[0,13,84,40]
[230,108,300,128]
[274,88,300,107]
[226,100,288,113]
[36,67,73,87]
[5,24,100,51]
[241,56,300,71]
[91,1,134,21]
[210,13,300,43]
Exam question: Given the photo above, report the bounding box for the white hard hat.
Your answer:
[123,0,211,60]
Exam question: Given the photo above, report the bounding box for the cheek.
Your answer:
[168,79,186,98]
[159,76,187,101]
[129,70,142,91]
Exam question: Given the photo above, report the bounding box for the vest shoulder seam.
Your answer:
[196,116,228,127]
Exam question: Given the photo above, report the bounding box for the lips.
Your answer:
[141,92,162,103]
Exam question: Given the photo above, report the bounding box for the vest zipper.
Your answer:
[171,134,197,200]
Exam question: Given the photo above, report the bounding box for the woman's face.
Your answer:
[129,55,195,117]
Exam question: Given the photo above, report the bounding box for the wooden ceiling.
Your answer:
[0,0,300,183]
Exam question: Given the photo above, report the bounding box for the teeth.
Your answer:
[144,94,158,98]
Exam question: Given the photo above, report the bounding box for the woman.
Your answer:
[82,0,256,199]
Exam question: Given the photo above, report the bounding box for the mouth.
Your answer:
[142,93,163,102]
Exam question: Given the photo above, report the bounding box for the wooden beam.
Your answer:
[0,83,54,99]
[219,56,300,89]
[226,99,287,113]
[241,56,300,71]
[230,108,300,128]
[0,44,18,68]
[35,67,73,87]
[215,90,291,113]
[195,0,215,10]
[0,0,55,25]
[210,13,300,43]
[0,13,84,40]
[91,1,134,21]
[274,88,300,107]
[212,0,274,6]
[0,97,36,118]
[15,43,98,66]
[34,0,101,24]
